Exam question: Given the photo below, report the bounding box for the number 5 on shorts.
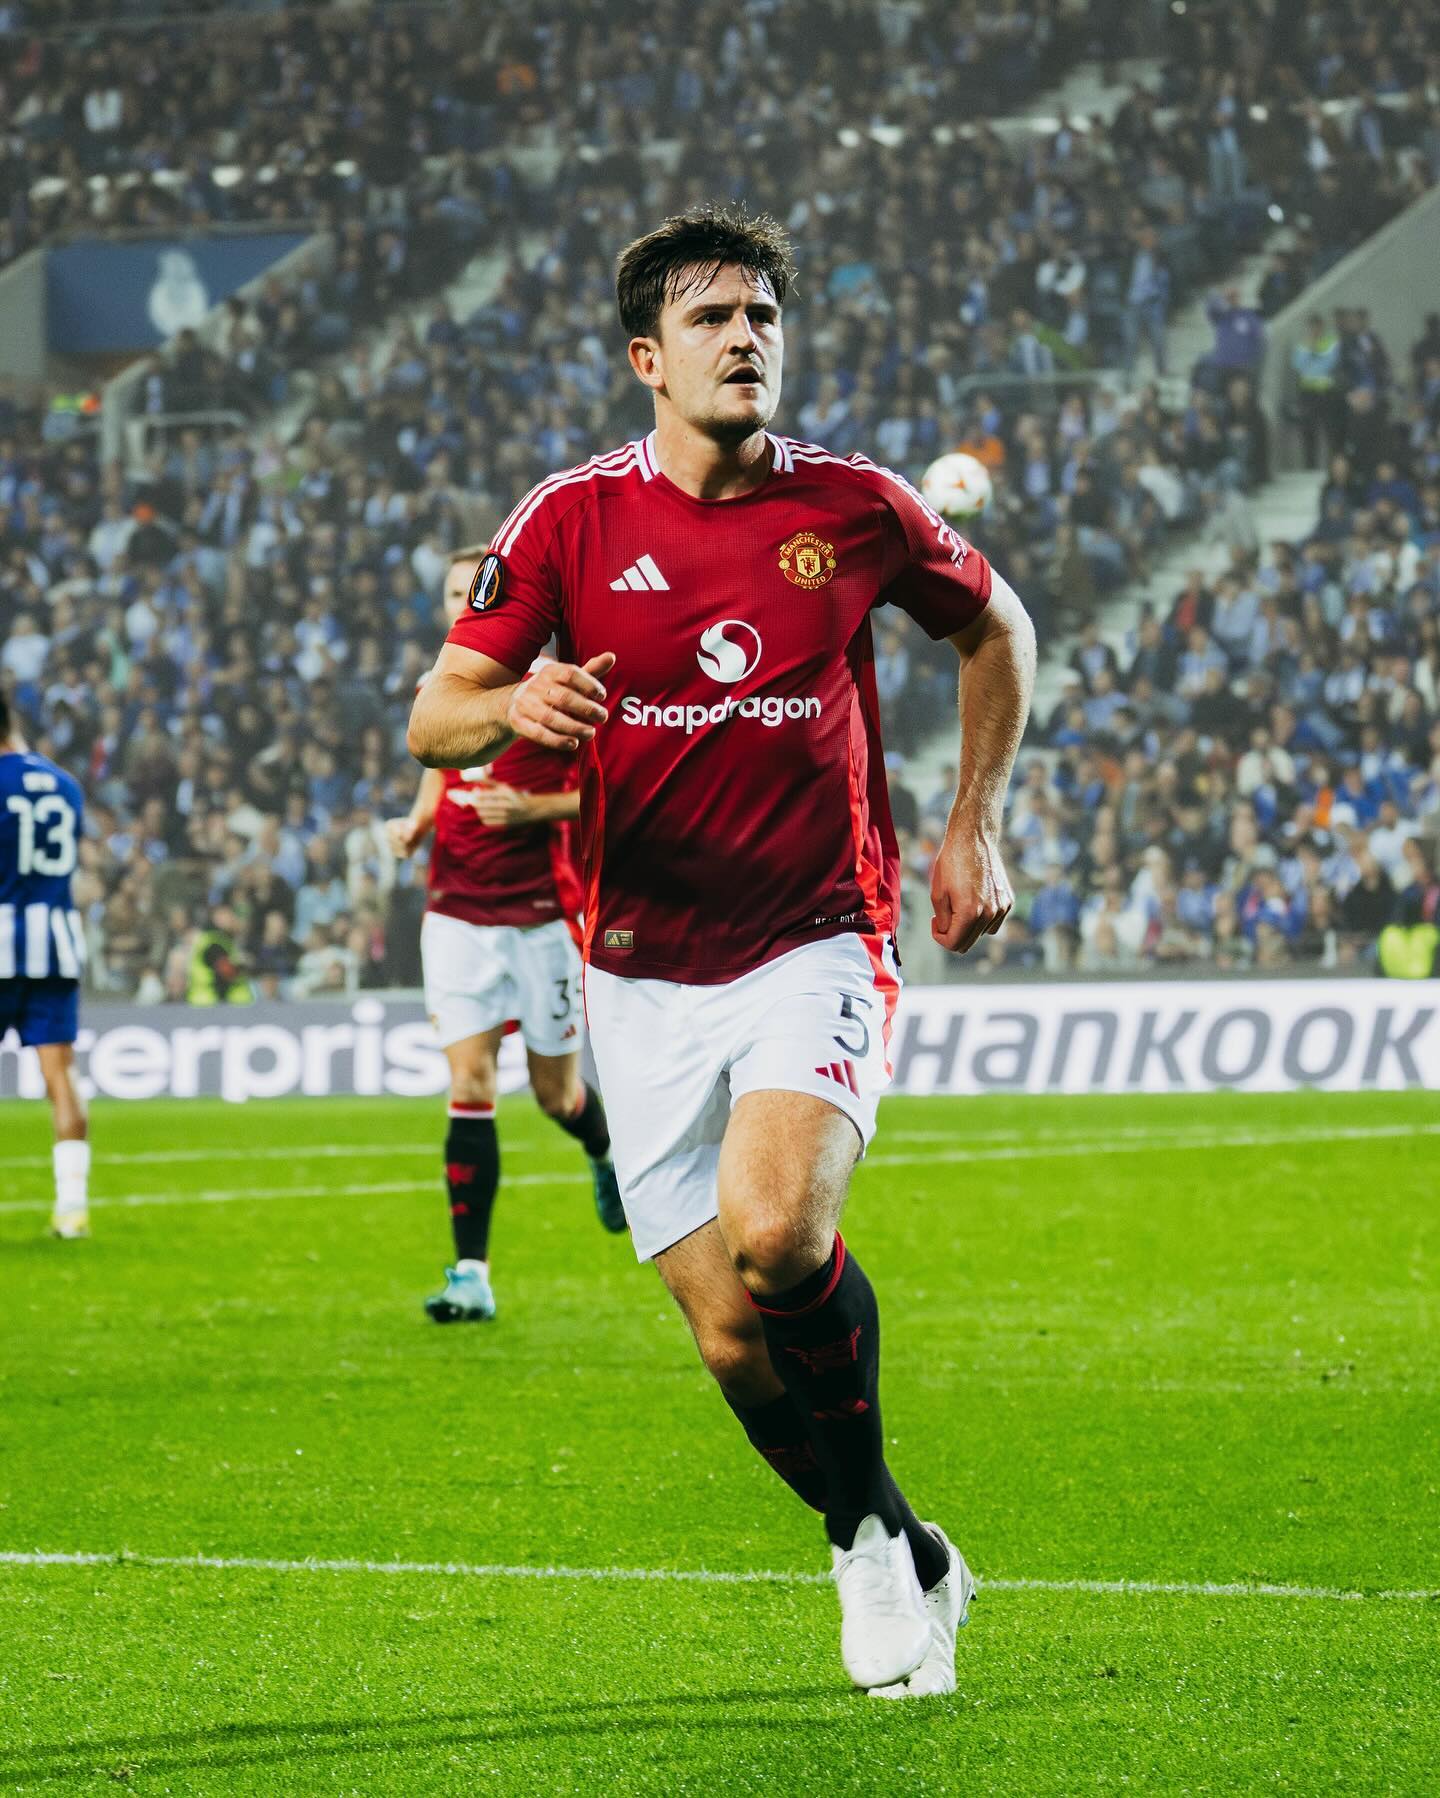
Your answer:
[834,992,872,1059]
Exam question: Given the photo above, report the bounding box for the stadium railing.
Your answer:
[121,408,251,468]
[1259,181,1440,472]
[0,250,47,384]
[100,230,334,467]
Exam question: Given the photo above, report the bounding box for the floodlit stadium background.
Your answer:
[3,6,1439,1793]
[4,1,1439,1111]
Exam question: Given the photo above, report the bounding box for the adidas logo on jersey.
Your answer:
[609,555,669,591]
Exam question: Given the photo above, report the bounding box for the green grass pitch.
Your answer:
[1,1087,1437,1794]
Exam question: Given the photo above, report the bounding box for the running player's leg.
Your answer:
[421,910,514,1320]
[583,953,818,1483]
[654,1219,827,1510]
[445,1029,504,1245]
[38,1037,89,1240]
[717,1087,940,1687]
[716,1090,942,1579]
[526,1046,624,1233]
[425,1027,504,1322]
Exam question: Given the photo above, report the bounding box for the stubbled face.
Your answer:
[444,558,481,624]
[632,264,783,445]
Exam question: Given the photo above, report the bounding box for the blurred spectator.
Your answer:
[4,0,1439,996]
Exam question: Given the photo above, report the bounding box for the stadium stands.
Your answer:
[2,1,1438,995]
[959,330,1440,978]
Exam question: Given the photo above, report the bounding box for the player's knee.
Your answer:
[695,1321,771,1400]
[726,1209,827,1292]
[533,1078,577,1120]
[449,1068,495,1109]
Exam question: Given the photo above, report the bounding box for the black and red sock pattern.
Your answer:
[752,1234,947,1588]
[445,1103,499,1263]
[723,1391,829,1512]
[553,1082,612,1161]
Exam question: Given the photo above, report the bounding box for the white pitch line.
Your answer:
[0,1170,585,1216]
[0,1141,537,1171]
[3,1121,1437,1216]
[4,1119,1434,1177]
[867,1120,1440,1170]
[885,1119,1431,1146]
[0,1549,1433,1605]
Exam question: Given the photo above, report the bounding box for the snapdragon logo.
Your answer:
[616,617,821,734]
[697,620,762,683]
[619,693,823,735]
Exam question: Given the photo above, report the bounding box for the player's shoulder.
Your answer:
[776,437,928,510]
[0,749,80,801]
[490,440,648,559]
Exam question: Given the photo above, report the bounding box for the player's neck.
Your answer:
[651,414,773,501]
[0,737,24,756]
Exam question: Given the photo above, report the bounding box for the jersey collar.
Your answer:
[637,430,793,485]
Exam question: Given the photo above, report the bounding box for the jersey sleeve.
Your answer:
[445,492,562,673]
[873,469,992,640]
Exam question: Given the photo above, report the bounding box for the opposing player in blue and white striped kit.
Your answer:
[0,692,91,1238]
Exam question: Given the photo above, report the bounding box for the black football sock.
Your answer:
[752,1234,948,1590]
[553,1082,612,1162]
[445,1103,499,1263]
[723,1390,829,1512]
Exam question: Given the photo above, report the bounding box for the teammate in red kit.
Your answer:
[389,548,624,1326]
[408,208,1035,1694]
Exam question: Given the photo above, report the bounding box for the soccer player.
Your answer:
[388,548,625,1326]
[407,207,1035,1696]
[0,691,91,1238]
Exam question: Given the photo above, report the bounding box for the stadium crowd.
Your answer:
[888,316,1439,983]
[2,1,1439,995]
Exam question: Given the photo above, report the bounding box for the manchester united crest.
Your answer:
[778,530,837,589]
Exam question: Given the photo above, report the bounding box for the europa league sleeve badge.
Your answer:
[469,553,505,611]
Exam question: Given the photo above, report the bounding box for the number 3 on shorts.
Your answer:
[834,992,872,1059]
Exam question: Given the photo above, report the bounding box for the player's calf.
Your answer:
[444,1100,500,1263]
[531,1058,625,1233]
[749,1233,949,1590]
[41,1046,89,1241]
[688,1306,831,1511]
[425,1098,500,1323]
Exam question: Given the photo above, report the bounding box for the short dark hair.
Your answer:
[0,690,9,740]
[616,202,796,340]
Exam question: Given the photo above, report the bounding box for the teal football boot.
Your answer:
[423,1263,496,1323]
[591,1160,627,1234]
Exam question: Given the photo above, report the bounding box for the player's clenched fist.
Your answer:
[507,652,616,752]
[472,782,534,829]
[385,815,425,858]
[930,821,1013,954]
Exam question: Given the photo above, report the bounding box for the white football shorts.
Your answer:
[421,911,582,1057]
[584,934,900,1262]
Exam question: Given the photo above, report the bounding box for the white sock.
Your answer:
[53,1139,91,1214]
[455,1258,489,1278]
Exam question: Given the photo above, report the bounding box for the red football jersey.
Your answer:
[427,732,582,931]
[447,431,991,982]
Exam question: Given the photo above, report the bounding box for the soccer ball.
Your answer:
[920,452,994,523]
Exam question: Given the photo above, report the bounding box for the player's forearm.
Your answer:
[524,791,581,823]
[949,577,1037,835]
[408,768,444,836]
[408,674,517,769]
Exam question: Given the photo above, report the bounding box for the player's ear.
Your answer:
[628,335,664,393]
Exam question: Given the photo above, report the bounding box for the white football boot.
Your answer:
[831,1513,929,1689]
[48,1208,91,1240]
[869,1524,975,1699]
